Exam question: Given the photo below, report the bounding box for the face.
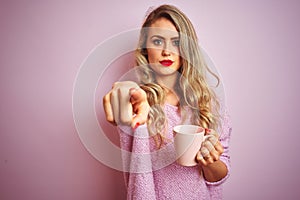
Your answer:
[146,18,181,77]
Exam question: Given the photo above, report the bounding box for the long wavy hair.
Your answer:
[135,5,220,147]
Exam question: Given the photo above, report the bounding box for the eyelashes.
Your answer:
[172,40,180,47]
[152,39,163,46]
[151,38,180,47]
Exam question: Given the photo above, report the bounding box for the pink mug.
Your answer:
[174,125,211,166]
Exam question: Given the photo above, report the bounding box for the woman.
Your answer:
[103,4,231,200]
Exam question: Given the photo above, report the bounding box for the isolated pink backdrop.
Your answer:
[1,0,300,199]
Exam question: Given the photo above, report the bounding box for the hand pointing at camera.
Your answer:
[103,81,150,129]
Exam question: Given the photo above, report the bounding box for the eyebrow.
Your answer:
[150,35,180,40]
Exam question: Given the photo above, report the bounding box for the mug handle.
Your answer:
[203,134,218,146]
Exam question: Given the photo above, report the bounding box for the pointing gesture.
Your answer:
[103,81,150,128]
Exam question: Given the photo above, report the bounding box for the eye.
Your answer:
[172,39,180,47]
[152,39,163,46]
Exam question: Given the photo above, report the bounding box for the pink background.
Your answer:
[1,0,300,199]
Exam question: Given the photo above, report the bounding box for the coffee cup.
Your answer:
[173,125,211,166]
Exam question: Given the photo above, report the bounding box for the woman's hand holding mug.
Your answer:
[196,129,224,166]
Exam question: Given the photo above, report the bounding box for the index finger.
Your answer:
[129,88,147,104]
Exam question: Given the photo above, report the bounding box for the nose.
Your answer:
[162,49,171,56]
[162,43,171,56]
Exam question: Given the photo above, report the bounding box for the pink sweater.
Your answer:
[118,103,232,200]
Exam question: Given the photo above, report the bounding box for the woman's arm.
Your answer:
[118,124,156,199]
[201,160,228,182]
[196,109,232,184]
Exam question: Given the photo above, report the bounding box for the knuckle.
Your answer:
[204,141,211,147]
[208,136,217,143]
[118,87,130,98]
[216,144,224,154]
[103,94,110,104]
[196,155,202,162]
[111,90,118,98]
[200,148,209,157]
[207,160,214,164]
[212,153,219,161]
[204,141,213,151]
[220,147,224,154]
[112,82,120,88]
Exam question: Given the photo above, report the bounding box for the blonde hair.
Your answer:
[135,5,220,146]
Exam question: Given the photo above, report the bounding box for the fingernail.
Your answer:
[133,122,140,130]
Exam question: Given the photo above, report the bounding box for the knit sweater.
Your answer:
[118,103,232,200]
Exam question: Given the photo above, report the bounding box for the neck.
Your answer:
[155,73,179,91]
[155,73,180,106]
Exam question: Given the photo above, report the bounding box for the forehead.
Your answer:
[147,18,179,38]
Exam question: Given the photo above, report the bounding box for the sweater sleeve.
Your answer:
[205,108,232,186]
[118,124,156,200]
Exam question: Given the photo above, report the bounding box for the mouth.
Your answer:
[159,60,174,67]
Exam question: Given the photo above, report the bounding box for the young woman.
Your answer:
[103,4,231,200]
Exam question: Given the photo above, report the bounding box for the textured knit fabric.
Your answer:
[118,103,232,200]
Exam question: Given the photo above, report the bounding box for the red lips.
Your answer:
[159,60,174,67]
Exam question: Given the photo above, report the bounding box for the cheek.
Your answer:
[179,56,182,65]
[147,48,160,63]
